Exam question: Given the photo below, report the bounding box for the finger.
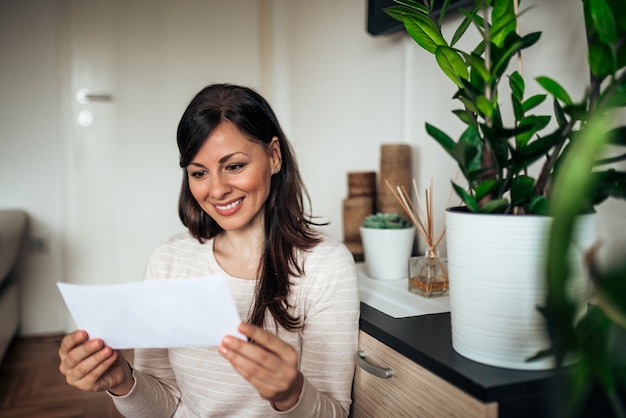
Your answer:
[77,350,119,389]
[63,340,110,380]
[220,334,279,370]
[237,323,297,363]
[219,334,297,393]
[67,345,118,389]
[60,337,105,373]
[59,330,88,358]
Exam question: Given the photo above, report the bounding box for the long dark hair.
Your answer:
[177,84,322,331]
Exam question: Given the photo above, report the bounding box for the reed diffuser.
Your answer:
[385,179,449,297]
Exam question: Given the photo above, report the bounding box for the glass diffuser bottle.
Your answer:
[408,249,448,297]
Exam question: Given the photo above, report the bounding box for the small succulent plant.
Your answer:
[362,213,412,229]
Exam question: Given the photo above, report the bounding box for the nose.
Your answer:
[208,173,232,200]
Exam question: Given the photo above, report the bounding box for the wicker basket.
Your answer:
[378,144,412,215]
[347,171,376,197]
[343,196,376,243]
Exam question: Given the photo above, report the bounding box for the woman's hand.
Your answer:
[218,323,304,411]
[58,330,134,396]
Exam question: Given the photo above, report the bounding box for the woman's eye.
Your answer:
[190,170,207,178]
[225,163,244,172]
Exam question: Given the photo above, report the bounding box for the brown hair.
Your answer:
[177,84,322,331]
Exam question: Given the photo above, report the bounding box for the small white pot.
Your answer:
[360,227,415,280]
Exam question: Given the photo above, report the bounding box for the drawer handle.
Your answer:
[356,350,393,379]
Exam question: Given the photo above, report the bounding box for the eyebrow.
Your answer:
[187,152,249,168]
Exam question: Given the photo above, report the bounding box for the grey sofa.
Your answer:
[0,210,27,362]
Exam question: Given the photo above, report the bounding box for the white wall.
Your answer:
[1,0,624,335]
[0,0,67,333]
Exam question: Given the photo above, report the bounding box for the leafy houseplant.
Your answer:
[543,99,626,417]
[360,213,415,280]
[385,0,626,215]
[385,0,626,412]
[362,212,413,229]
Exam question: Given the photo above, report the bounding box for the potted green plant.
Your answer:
[384,0,626,371]
[360,212,415,280]
[541,102,626,417]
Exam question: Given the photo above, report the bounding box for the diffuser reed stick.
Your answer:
[384,178,449,256]
[385,178,454,297]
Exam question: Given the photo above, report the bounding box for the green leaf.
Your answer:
[588,41,615,79]
[528,195,549,215]
[403,12,448,54]
[510,175,535,206]
[489,0,518,47]
[452,109,476,126]
[522,94,547,112]
[435,46,469,87]
[452,182,479,212]
[588,169,626,205]
[509,71,525,101]
[516,115,551,147]
[479,198,510,213]
[607,126,626,146]
[474,179,498,201]
[452,125,482,174]
[493,32,542,79]
[457,95,481,115]
[387,0,430,14]
[511,131,563,172]
[594,260,626,329]
[476,95,495,119]
[438,0,452,26]
[450,4,478,47]
[512,94,524,121]
[588,0,617,45]
[425,122,456,152]
[600,79,626,107]
[461,52,490,84]
[536,76,573,105]
[553,98,567,128]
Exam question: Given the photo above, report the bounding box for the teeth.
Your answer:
[216,199,241,211]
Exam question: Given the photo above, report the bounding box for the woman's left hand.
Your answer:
[218,323,303,411]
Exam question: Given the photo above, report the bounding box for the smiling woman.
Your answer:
[185,122,280,239]
[57,84,361,418]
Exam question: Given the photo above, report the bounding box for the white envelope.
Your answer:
[57,276,244,349]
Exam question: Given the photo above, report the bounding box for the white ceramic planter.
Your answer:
[360,227,415,280]
[445,208,595,370]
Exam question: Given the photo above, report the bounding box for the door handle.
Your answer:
[76,88,113,104]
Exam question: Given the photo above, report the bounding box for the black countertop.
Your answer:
[360,303,554,402]
[359,302,626,417]
[359,302,563,415]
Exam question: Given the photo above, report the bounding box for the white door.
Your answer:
[64,0,264,326]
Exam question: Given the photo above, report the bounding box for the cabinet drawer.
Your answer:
[352,331,497,418]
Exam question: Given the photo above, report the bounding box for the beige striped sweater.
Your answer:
[111,232,360,417]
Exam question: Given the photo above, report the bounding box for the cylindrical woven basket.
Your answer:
[343,196,376,242]
[378,144,412,215]
[348,171,376,198]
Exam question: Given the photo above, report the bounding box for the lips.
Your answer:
[213,198,243,215]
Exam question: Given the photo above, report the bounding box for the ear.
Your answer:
[269,137,282,173]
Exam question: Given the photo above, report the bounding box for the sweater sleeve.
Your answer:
[275,240,360,418]
[111,350,181,418]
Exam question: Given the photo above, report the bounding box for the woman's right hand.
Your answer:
[58,330,134,396]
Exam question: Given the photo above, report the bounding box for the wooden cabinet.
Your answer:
[352,331,498,417]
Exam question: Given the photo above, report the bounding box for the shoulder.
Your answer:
[306,234,354,262]
[152,231,207,256]
[300,234,357,280]
[145,231,212,278]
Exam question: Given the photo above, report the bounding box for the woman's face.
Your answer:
[186,121,281,234]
